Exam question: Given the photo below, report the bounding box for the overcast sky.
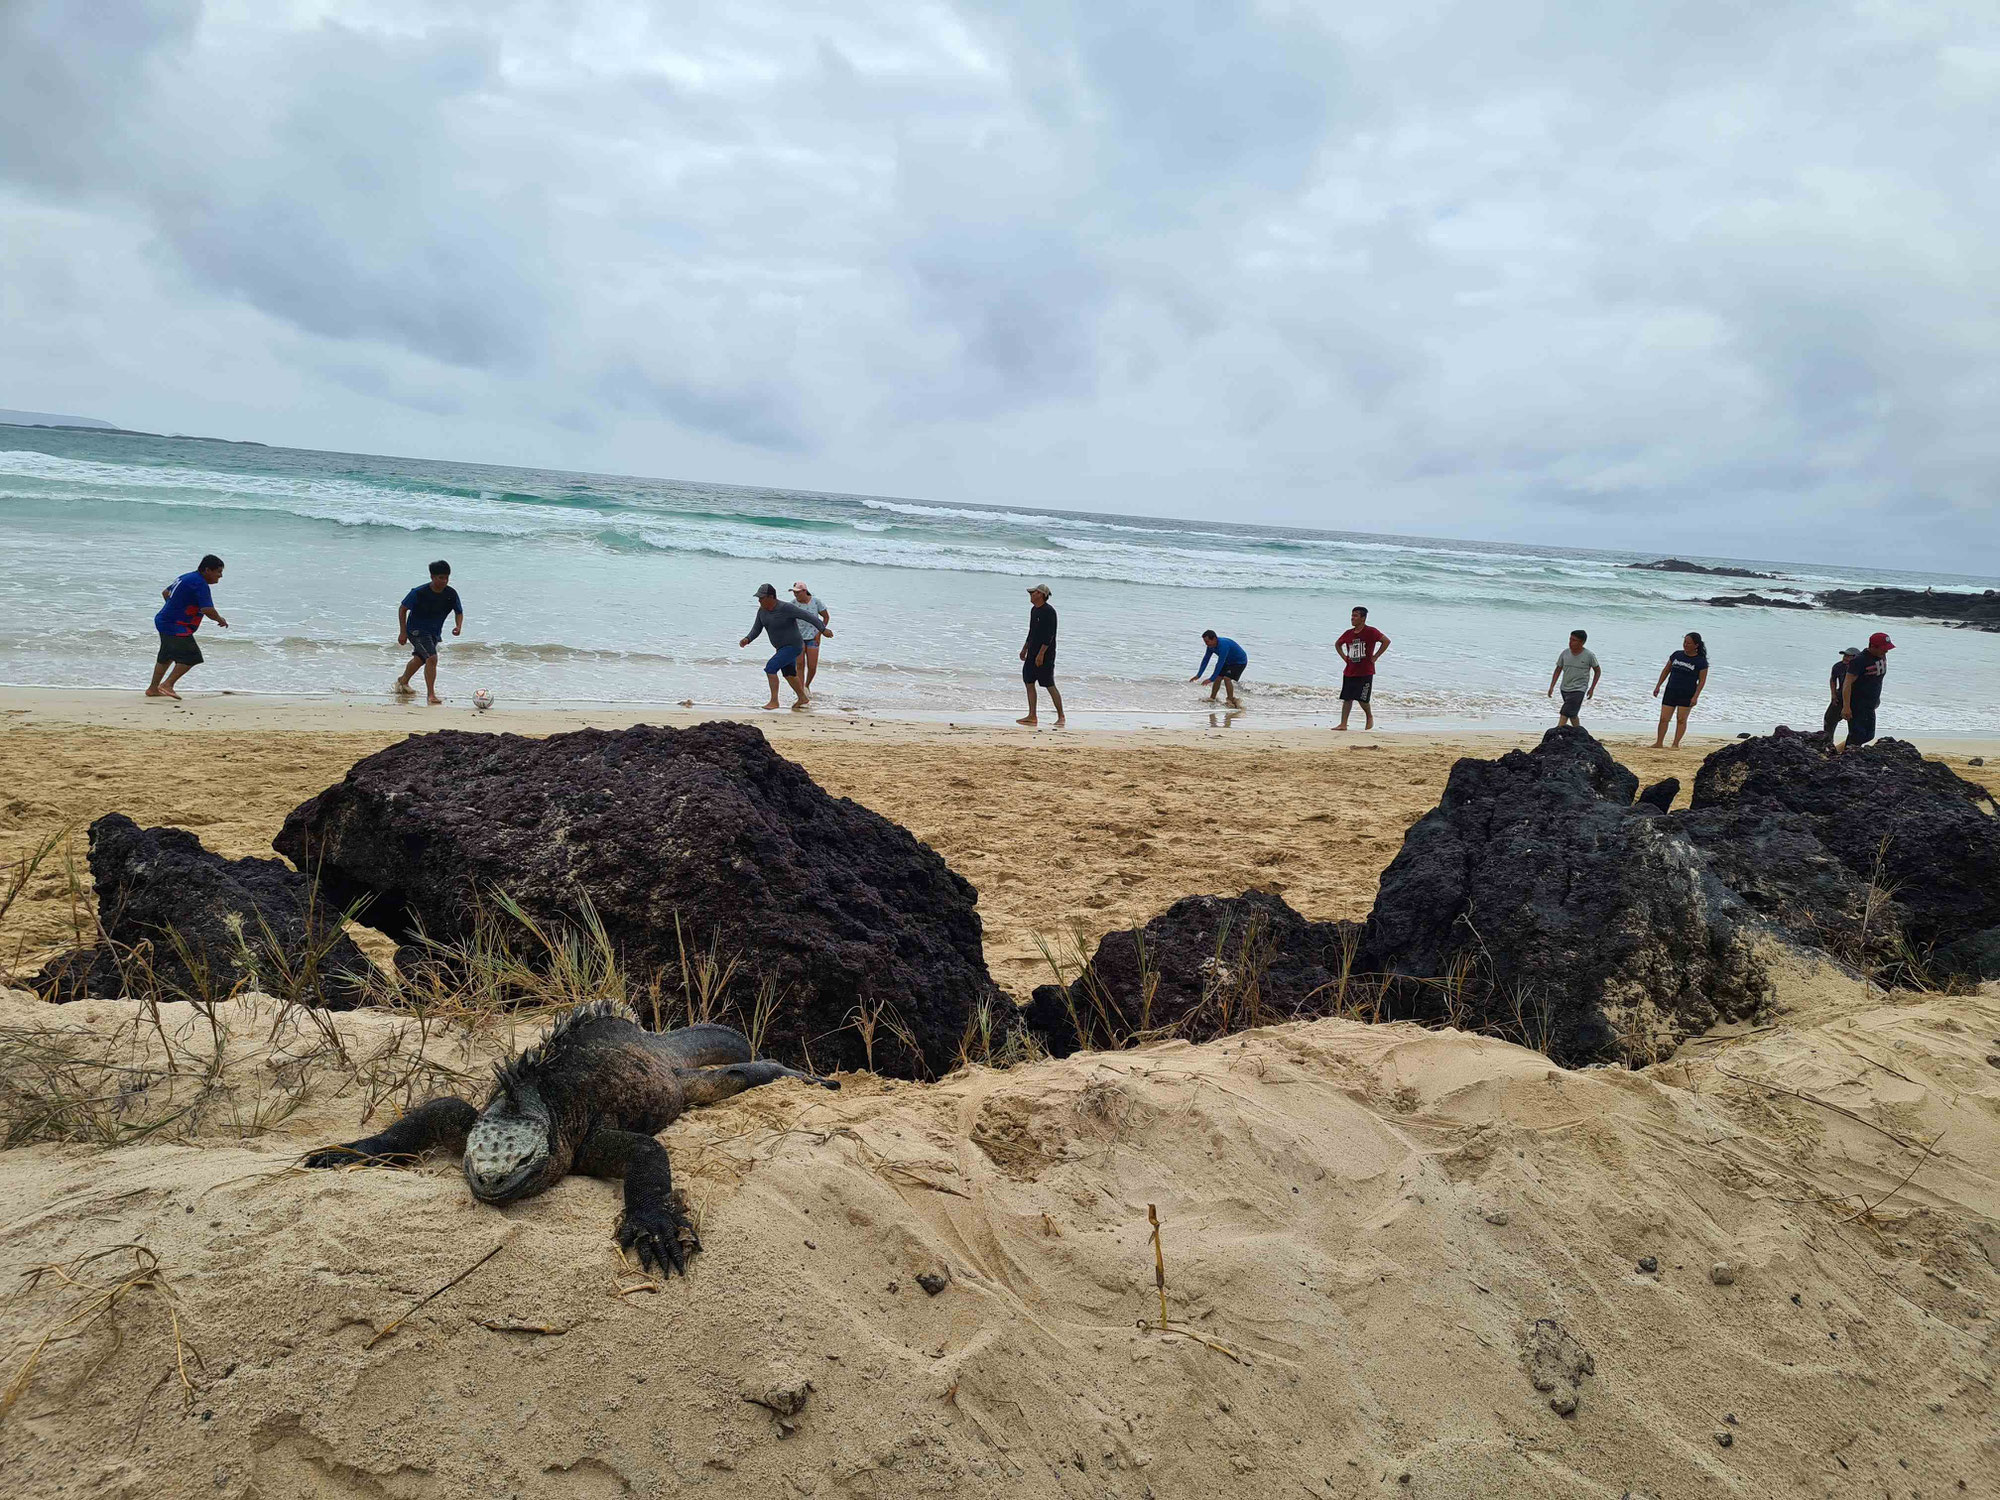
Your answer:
[3,1,1997,571]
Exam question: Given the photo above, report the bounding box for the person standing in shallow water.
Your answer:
[1547,629,1601,726]
[1650,632,1708,748]
[789,581,830,691]
[741,583,831,710]
[1018,584,1063,727]
[394,560,464,706]
[146,554,227,699]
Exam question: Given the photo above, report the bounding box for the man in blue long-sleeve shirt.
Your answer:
[1190,630,1249,708]
[740,583,834,709]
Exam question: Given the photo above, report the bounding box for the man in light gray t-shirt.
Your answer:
[1546,629,1602,726]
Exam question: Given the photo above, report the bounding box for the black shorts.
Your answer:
[1339,676,1372,703]
[1662,683,1696,709]
[1847,704,1877,747]
[1216,663,1244,682]
[156,632,203,667]
[1023,653,1056,688]
[1559,689,1585,718]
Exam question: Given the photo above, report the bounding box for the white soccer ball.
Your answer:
[472,689,494,711]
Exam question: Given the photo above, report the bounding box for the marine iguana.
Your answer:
[302,1000,836,1274]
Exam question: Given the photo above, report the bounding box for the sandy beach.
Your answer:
[3,688,1998,1498]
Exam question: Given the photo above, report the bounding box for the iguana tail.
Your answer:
[648,1021,754,1069]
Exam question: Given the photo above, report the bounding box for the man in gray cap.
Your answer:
[741,583,834,709]
[1018,583,1063,727]
[1822,646,1862,738]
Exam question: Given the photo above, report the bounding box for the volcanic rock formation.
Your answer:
[1357,728,1769,1064]
[34,813,370,1005]
[1024,890,1360,1057]
[273,722,994,1078]
[1680,730,2000,977]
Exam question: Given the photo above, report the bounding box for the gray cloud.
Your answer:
[1,0,1996,570]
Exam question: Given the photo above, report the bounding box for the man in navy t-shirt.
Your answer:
[146,554,228,699]
[395,560,465,705]
[1190,630,1249,708]
[1838,632,1893,750]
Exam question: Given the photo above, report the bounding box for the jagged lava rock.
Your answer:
[35,813,369,1006]
[1024,890,1361,1057]
[1680,730,2000,971]
[273,722,994,1078]
[1637,778,1680,813]
[1359,728,1768,1064]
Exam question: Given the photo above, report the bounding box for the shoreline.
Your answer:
[5,683,1998,754]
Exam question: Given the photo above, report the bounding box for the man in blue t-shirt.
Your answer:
[394,560,465,705]
[146,554,228,699]
[1190,630,1249,708]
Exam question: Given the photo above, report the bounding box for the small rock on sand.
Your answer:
[1483,1209,1511,1225]
[1637,1256,1658,1273]
[1710,1261,1738,1286]
[917,1270,950,1296]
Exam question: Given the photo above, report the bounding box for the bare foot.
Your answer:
[761,700,780,711]
[392,680,414,695]
[1333,723,1348,732]
[427,695,444,706]
[145,687,164,698]
[161,686,181,700]
[1016,715,1038,726]
[1053,716,1066,729]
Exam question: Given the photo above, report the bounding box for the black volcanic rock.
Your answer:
[33,814,370,1006]
[1680,730,2000,969]
[273,722,995,1078]
[1816,587,2000,631]
[1628,558,1777,580]
[1706,593,1814,610]
[1358,728,1768,1064]
[1636,778,1680,813]
[1024,890,1361,1058]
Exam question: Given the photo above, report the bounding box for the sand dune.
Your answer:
[1,956,1994,1498]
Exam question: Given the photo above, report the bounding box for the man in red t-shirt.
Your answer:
[1333,606,1390,731]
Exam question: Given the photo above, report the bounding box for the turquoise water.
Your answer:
[3,427,1996,735]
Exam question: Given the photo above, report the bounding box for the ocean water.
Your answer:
[3,428,1997,735]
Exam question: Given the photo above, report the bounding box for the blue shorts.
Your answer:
[406,627,441,660]
[765,644,802,677]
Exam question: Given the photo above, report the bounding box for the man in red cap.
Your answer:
[1838,632,1894,749]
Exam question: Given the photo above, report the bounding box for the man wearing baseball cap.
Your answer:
[1838,632,1894,750]
[1821,646,1862,738]
[1018,584,1063,727]
[740,583,834,710]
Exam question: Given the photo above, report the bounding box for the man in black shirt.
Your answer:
[1018,583,1064,728]
[1822,646,1860,738]
[1839,632,1893,750]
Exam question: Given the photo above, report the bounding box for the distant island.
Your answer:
[1627,557,1778,580]
[0,407,116,430]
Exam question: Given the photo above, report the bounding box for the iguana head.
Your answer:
[464,1073,559,1203]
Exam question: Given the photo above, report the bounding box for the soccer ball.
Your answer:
[472,689,494,711]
